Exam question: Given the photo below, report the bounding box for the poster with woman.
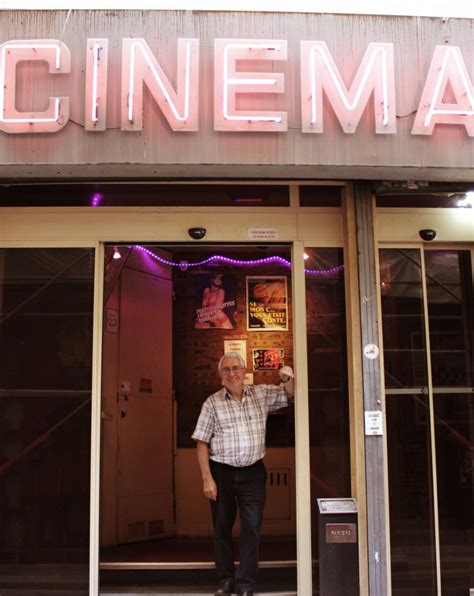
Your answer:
[195,273,237,329]
[246,276,288,330]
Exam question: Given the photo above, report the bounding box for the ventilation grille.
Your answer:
[268,470,288,487]
[264,467,291,520]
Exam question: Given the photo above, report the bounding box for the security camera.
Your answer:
[188,227,206,240]
[419,229,437,242]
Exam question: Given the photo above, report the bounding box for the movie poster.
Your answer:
[253,348,285,371]
[246,276,288,331]
[195,273,237,329]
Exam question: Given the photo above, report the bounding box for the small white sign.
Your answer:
[224,339,247,365]
[248,227,279,240]
[363,343,379,360]
[244,372,254,385]
[365,410,384,436]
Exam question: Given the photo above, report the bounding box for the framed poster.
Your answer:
[195,273,237,329]
[253,348,285,371]
[246,276,288,331]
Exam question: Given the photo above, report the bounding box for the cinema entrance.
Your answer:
[0,182,357,595]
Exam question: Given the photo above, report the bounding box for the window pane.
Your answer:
[379,248,437,594]
[299,186,342,207]
[305,248,350,591]
[385,393,437,595]
[434,393,474,595]
[425,250,473,388]
[427,250,474,595]
[379,249,428,388]
[0,248,94,593]
[0,184,290,207]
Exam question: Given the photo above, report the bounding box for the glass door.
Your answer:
[0,248,96,594]
[379,247,473,596]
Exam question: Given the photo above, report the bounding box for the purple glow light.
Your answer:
[135,245,343,276]
[91,192,103,207]
[304,265,344,275]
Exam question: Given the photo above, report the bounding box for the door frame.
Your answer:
[0,239,104,594]
[376,202,474,595]
[0,181,365,595]
[375,240,474,596]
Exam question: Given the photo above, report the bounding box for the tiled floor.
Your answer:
[99,537,298,594]
[100,568,298,595]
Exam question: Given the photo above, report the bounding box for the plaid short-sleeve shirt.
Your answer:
[191,383,290,467]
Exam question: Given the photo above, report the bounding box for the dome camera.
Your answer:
[419,229,437,242]
[188,227,207,240]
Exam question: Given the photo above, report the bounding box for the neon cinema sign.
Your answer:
[0,38,473,136]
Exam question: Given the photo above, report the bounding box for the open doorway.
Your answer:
[99,243,297,592]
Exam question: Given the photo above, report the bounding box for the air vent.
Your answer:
[264,468,291,520]
[269,470,288,487]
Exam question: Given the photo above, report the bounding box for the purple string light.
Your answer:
[135,245,343,276]
[91,193,103,207]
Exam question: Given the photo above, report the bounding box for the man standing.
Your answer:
[192,352,294,596]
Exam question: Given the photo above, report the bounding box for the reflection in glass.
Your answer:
[434,393,474,595]
[379,249,427,388]
[305,248,350,592]
[381,248,474,595]
[426,250,473,595]
[379,248,437,594]
[425,251,473,388]
[386,394,437,595]
[0,248,94,593]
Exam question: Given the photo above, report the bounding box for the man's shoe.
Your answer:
[214,579,234,595]
[236,591,254,596]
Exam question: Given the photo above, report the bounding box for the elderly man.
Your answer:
[192,351,294,596]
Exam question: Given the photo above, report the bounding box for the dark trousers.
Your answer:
[209,459,266,592]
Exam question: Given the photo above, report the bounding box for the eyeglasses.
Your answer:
[221,366,244,374]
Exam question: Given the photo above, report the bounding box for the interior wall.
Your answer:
[175,448,296,537]
[172,252,294,448]
[100,247,173,548]
[172,248,296,537]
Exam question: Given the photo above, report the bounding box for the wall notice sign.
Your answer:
[318,498,358,514]
[326,523,357,544]
[365,410,383,436]
[248,228,279,240]
[224,339,247,365]
[244,372,254,385]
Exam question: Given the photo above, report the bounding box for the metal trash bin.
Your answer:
[317,498,359,595]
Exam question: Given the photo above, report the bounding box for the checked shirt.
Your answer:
[191,383,289,467]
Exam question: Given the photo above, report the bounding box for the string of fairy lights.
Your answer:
[133,244,344,275]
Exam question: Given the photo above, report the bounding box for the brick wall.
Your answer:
[173,252,294,448]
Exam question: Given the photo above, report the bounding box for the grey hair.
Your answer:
[218,352,246,372]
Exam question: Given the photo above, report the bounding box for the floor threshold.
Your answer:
[101,592,297,595]
[100,561,297,570]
